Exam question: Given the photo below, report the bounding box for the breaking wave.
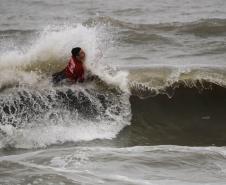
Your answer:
[0,24,131,148]
[0,22,226,148]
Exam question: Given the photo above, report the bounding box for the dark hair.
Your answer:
[71,47,81,57]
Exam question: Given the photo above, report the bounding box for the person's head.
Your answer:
[71,47,86,62]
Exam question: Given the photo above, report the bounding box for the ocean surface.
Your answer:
[1,0,226,184]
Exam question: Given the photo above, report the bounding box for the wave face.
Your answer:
[123,83,226,146]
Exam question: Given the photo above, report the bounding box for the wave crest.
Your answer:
[128,67,226,98]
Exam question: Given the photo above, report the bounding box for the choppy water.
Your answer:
[1,0,226,184]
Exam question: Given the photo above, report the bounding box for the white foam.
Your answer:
[0,25,97,67]
[0,116,130,149]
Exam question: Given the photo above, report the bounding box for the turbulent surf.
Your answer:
[1,0,226,184]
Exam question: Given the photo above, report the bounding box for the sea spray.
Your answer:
[0,24,132,148]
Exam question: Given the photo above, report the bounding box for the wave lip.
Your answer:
[128,66,226,98]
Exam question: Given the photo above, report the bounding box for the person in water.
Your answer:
[52,47,86,84]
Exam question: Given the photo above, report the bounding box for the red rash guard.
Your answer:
[65,57,85,82]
